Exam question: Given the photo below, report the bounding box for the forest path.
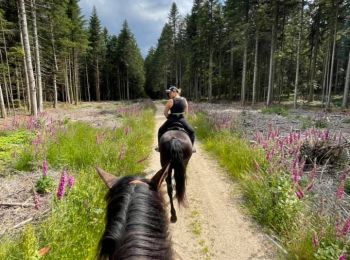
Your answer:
[145,104,276,260]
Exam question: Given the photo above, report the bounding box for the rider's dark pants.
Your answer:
[158,116,195,145]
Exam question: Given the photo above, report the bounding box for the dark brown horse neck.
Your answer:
[98,176,172,259]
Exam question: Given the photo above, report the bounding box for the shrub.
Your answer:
[261,106,288,117]
[314,118,328,129]
[35,176,55,194]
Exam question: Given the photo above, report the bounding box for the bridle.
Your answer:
[129,179,149,187]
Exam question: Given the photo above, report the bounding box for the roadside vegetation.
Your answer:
[190,106,350,259]
[0,101,155,259]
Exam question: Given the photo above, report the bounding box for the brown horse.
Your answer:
[96,165,172,259]
[159,128,193,223]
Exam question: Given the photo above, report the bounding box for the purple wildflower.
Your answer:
[296,186,304,199]
[33,192,40,210]
[42,160,47,177]
[67,175,74,189]
[341,218,350,236]
[57,170,67,199]
[339,254,346,260]
[337,180,345,200]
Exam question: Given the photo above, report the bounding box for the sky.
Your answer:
[78,0,194,58]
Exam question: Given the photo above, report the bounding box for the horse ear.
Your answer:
[150,163,170,191]
[96,167,118,189]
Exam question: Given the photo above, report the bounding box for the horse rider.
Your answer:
[156,85,195,152]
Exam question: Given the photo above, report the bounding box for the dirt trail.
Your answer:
[145,105,276,260]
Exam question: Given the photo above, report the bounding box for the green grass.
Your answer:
[0,130,33,172]
[193,114,266,180]
[190,210,202,236]
[261,106,289,117]
[0,108,155,259]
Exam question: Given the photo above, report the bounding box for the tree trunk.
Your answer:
[334,59,340,92]
[19,0,37,116]
[322,39,331,104]
[267,2,277,107]
[126,66,130,100]
[85,58,91,102]
[50,20,58,108]
[96,58,100,101]
[0,50,10,109]
[342,50,350,108]
[308,31,319,102]
[18,7,31,111]
[241,37,248,106]
[117,68,121,100]
[230,41,234,98]
[64,58,71,103]
[195,71,198,100]
[293,0,304,109]
[15,65,20,103]
[208,47,213,101]
[1,22,15,113]
[74,50,79,105]
[68,54,74,103]
[252,29,259,106]
[326,8,338,108]
[30,0,43,112]
[0,83,6,118]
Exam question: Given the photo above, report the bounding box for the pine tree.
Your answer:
[88,6,102,101]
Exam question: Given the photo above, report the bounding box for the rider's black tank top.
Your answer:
[170,97,186,114]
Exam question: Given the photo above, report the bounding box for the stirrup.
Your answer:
[155,147,159,152]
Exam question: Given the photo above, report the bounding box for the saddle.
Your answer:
[166,122,189,135]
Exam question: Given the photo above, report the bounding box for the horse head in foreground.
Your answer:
[159,126,193,223]
[96,166,172,260]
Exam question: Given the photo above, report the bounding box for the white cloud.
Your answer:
[78,0,193,57]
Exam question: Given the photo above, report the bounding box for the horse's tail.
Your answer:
[170,138,186,205]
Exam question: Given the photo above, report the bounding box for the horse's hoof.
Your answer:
[170,215,177,223]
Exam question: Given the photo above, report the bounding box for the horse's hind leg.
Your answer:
[166,172,177,223]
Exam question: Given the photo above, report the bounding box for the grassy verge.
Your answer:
[190,113,347,259]
[0,107,154,259]
[0,130,33,173]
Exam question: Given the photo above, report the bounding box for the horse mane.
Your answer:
[97,176,172,260]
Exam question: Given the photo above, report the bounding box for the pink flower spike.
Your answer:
[57,170,67,199]
[296,186,304,199]
[33,192,40,210]
[337,181,345,200]
[339,254,346,260]
[341,218,350,236]
[67,176,74,189]
[42,160,47,177]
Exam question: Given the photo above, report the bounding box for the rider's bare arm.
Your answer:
[184,98,188,114]
[164,99,173,118]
